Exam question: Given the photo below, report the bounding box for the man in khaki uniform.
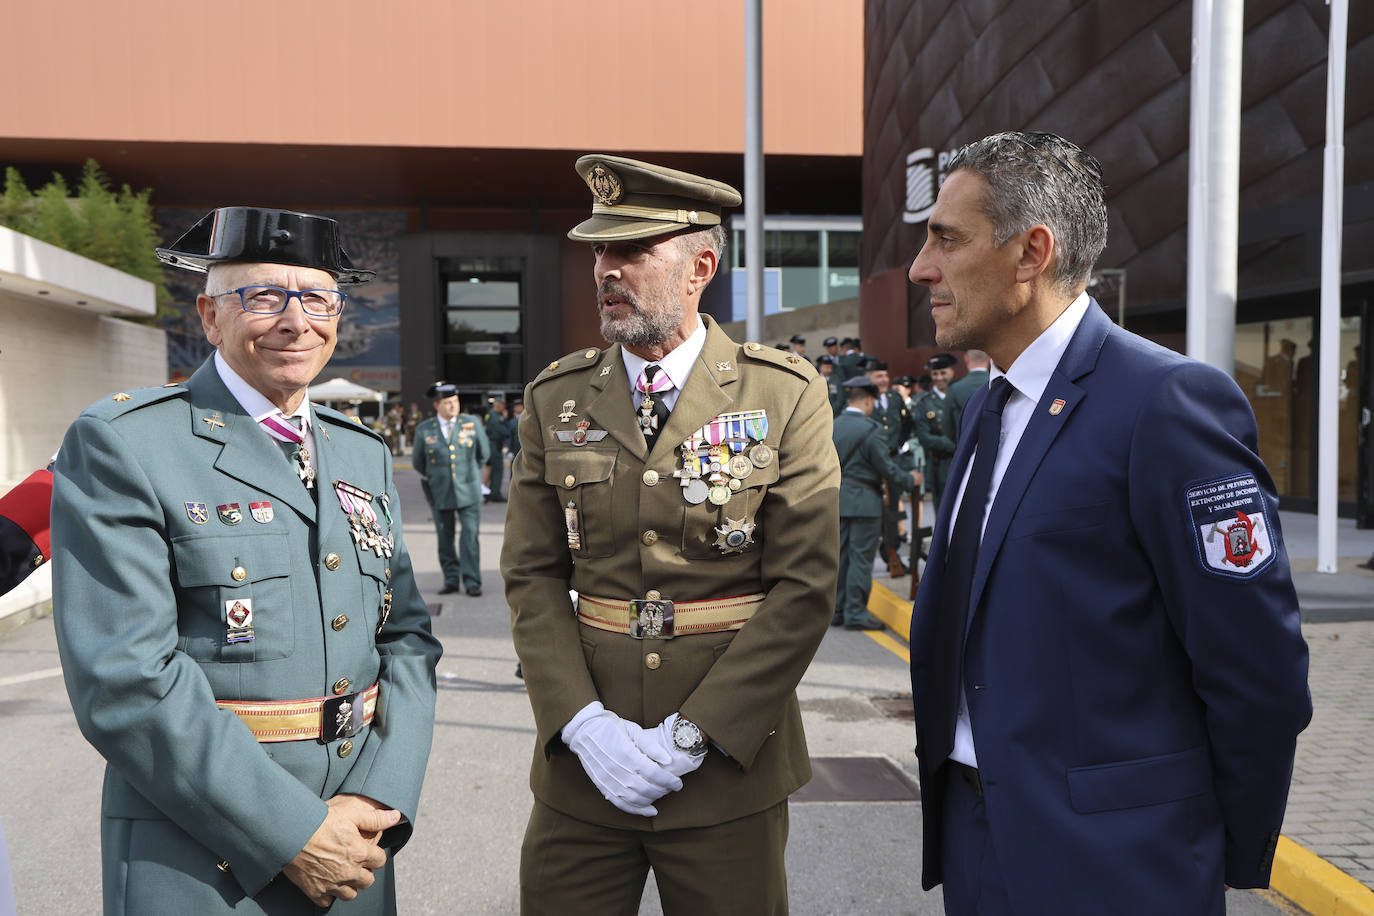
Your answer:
[501,155,840,915]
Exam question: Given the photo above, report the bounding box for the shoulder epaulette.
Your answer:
[81,385,187,421]
[531,346,606,386]
[738,342,816,380]
[315,404,385,443]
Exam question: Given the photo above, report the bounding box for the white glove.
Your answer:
[561,702,682,816]
[631,713,708,780]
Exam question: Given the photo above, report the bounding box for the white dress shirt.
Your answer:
[946,291,1091,768]
[214,350,318,473]
[620,316,706,413]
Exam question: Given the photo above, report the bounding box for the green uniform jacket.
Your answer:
[946,367,990,430]
[501,316,840,831]
[51,359,442,912]
[412,414,490,509]
[834,410,913,518]
[485,412,511,453]
[873,391,912,455]
[825,376,844,416]
[913,389,959,498]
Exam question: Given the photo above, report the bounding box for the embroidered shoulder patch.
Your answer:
[1186,474,1276,578]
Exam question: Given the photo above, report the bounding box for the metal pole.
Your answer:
[745,0,765,343]
[1186,0,1213,361]
[1317,0,1348,574]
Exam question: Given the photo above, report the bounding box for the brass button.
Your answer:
[645,652,662,670]
[333,677,351,695]
[216,860,231,873]
[547,361,560,371]
[641,530,659,546]
[324,553,341,571]
[384,568,391,579]
[564,474,576,488]
[338,740,354,758]
[331,614,349,631]
[642,470,659,486]
[747,342,761,351]
[646,589,661,600]
[231,566,247,582]
[584,349,597,358]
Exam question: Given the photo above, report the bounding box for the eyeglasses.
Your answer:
[209,285,347,318]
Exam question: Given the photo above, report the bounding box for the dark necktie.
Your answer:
[636,364,672,448]
[930,377,1013,760]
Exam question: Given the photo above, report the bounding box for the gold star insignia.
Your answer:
[113,392,131,402]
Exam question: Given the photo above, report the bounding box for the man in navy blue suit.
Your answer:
[906,131,1311,914]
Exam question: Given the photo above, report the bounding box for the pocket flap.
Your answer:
[1067,745,1211,813]
[545,449,616,488]
[172,532,291,587]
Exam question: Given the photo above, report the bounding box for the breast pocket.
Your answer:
[171,531,294,662]
[546,448,618,558]
[680,459,780,559]
[1006,501,1110,542]
[356,551,391,633]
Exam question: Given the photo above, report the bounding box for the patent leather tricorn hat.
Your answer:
[156,207,375,285]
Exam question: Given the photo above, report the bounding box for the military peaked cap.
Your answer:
[568,155,742,242]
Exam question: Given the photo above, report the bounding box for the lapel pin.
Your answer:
[600,365,613,377]
[1049,398,1066,416]
[203,413,225,431]
[558,400,577,423]
[716,361,733,372]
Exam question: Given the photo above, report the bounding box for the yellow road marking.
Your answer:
[1269,835,1374,916]
[863,630,910,662]
[868,582,913,641]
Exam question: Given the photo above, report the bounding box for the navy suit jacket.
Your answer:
[910,301,1311,911]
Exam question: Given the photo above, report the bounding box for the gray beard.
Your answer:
[598,296,684,351]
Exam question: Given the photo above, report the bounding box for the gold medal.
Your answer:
[728,454,753,479]
[749,443,774,468]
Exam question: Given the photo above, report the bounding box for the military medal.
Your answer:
[217,503,243,525]
[749,443,774,468]
[728,454,753,479]
[296,445,316,489]
[683,479,709,505]
[713,517,756,554]
[707,484,731,506]
[564,501,582,550]
[225,598,254,643]
[185,501,209,525]
[377,589,393,635]
[556,421,609,446]
[250,500,273,523]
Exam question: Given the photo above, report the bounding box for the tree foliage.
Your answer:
[0,160,169,318]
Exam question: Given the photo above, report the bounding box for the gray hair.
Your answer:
[947,131,1107,295]
[674,224,729,276]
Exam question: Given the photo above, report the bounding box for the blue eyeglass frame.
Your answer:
[209,285,349,318]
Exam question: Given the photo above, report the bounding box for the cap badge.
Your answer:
[589,165,623,205]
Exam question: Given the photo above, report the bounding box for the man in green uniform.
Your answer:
[945,348,991,428]
[817,354,844,415]
[836,337,865,379]
[502,155,839,915]
[865,358,914,576]
[484,398,511,502]
[50,208,442,915]
[912,352,960,521]
[833,377,918,630]
[413,381,489,596]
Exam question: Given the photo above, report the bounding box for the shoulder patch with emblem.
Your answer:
[1186,474,1277,579]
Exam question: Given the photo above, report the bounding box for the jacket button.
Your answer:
[585,349,597,358]
[645,652,661,670]
[338,740,354,758]
[324,553,341,571]
[332,614,349,631]
[565,474,576,488]
[231,566,247,582]
[645,589,661,600]
[641,530,658,546]
[642,470,659,486]
[333,677,351,695]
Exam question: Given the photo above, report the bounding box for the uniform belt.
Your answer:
[577,593,764,639]
[216,682,379,743]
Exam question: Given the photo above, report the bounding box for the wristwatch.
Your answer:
[671,716,708,757]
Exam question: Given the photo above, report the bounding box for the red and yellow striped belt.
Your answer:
[577,593,764,639]
[216,682,379,743]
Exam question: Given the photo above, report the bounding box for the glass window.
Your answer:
[447,278,520,307]
[444,309,521,345]
[437,257,524,389]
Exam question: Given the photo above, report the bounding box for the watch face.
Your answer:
[672,718,702,751]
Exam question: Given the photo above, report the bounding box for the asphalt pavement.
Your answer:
[0,463,1317,915]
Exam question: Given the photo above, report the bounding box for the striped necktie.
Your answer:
[260,413,316,489]
[635,364,673,447]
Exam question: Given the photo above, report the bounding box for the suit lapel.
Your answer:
[651,320,736,461]
[964,300,1112,635]
[310,408,340,543]
[585,346,649,460]
[187,361,318,523]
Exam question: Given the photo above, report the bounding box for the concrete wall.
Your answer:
[718,296,860,353]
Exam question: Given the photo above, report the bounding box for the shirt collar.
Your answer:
[990,291,1091,403]
[214,351,312,430]
[621,315,706,393]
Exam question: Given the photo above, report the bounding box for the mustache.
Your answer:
[598,281,639,310]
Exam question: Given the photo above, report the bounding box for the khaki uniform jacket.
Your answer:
[501,316,840,831]
[51,360,442,914]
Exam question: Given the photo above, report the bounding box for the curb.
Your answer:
[1270,836,1374,916]
[867,584,1374,915]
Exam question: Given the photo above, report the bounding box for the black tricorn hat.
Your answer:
[156,207,375,285]
[925,352,958,371]
[426,381,459,400]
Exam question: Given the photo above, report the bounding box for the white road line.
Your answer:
[0,666,63,688]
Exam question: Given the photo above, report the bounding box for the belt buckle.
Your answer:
[628,599,674,639]
[320,691,365,744]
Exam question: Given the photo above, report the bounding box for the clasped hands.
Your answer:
[284,793,401,907]
[561,701,706,816]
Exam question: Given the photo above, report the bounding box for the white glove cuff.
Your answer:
[561,700,606,744]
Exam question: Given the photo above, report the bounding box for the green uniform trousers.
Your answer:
[434,504,480,591]
[834,516,882,625]
[487,449,505,499]
[520,799,788,915]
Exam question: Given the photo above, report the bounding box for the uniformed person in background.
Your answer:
[0,466,53,598]
[483,398,512,502]
[502,154,839,915]
[817,354,844,415]
[789,333,808,361]
[413,381,490,596]
[836,337,865,379]
[509,398,525,457]
[833,377,918,630]
[912,352,959,520]
[945,347,991,427]
[864,358,914,577]
[51,207,442,915]
[822,336,841,362]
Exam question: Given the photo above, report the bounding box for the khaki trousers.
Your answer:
[520,798,789,915]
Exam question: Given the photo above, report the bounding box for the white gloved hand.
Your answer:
[631,713,708,780]
[561,702,682,816]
